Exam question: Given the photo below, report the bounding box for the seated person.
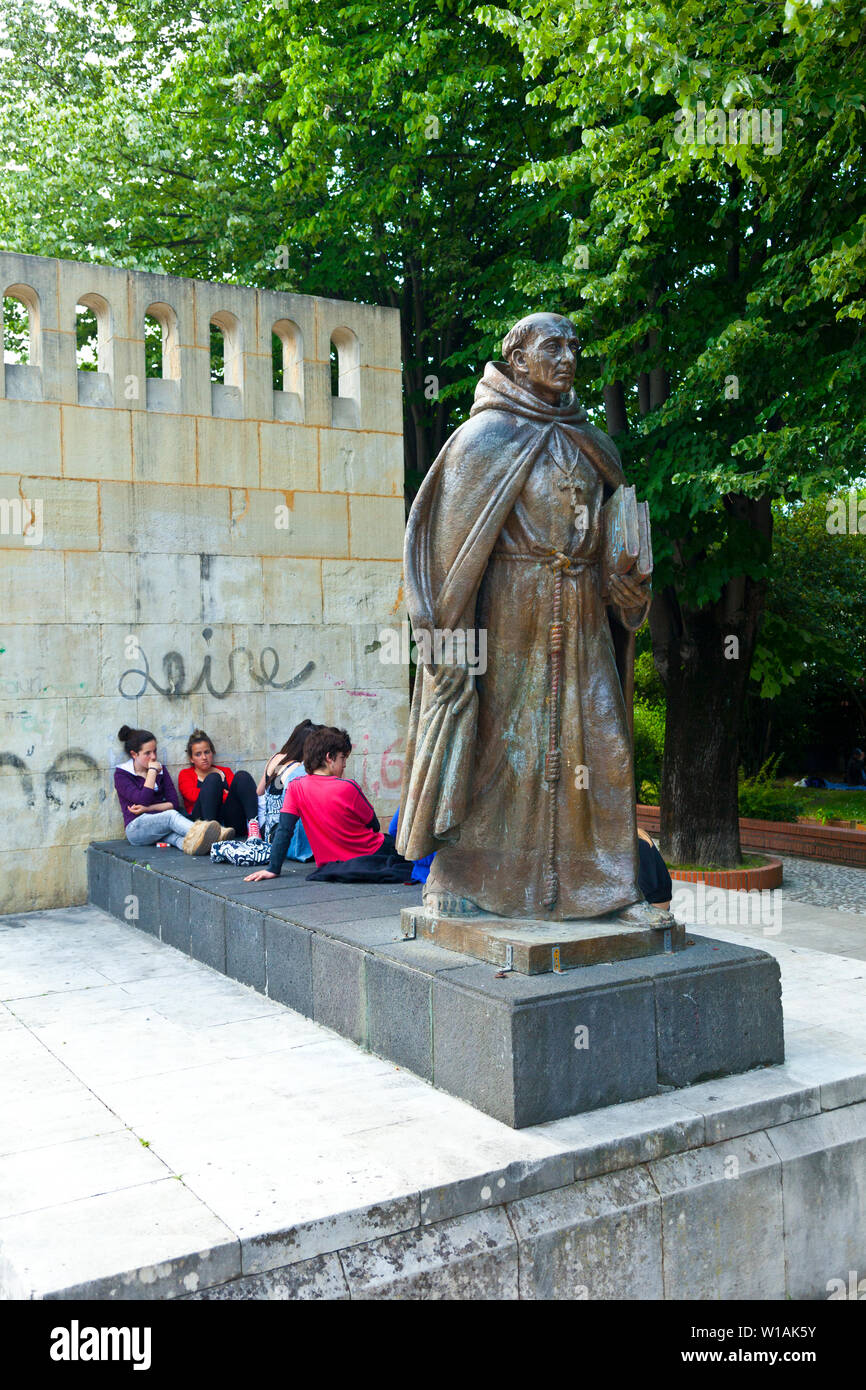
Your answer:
[637,826,672,910]
[114,724,219,855]
[255,719,325,859]
[844,748,866,787]
[177,729,261,840]
[245,727,411,885]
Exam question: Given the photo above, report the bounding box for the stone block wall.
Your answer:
[0,252,407,912]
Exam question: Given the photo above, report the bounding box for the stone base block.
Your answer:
[401,905,685,973]
[430,943,784,1127]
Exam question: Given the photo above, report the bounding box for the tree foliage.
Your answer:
[479,0,866,860]
[1,0,863,861]
[0,0,570,484]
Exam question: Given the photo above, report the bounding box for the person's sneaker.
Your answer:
[247,820,262,840]
[182,820,221,856]
[218,826,236,842]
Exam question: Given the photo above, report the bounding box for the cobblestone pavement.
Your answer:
[779,854,866,916]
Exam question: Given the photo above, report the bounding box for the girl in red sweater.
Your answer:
[178,729,261,841]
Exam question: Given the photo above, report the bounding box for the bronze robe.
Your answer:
[397,363,648,919]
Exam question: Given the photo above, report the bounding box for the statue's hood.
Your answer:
[470,361,589,426]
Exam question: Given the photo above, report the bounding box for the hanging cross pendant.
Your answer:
[557,471,587,533]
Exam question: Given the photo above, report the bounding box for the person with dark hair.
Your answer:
[845,748,866,787]
[244,727,412,884]
[254,719,323,859]
[177,729,261,840]
[210,719,327,868]
[113,725,219,855]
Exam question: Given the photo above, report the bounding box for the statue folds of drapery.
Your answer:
[397,335,651,921]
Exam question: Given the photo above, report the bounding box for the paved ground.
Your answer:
[670,853,866,957]
[777,853,866,917]
[1,862,864,1298]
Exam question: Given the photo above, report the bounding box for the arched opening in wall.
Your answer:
[210,311,243,418]
[330,326,360,428]
[272,319,303,422]
[76,293,113,406]
[144,302,180,412]
[3,284,42,400]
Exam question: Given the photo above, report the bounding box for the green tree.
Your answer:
[0,0,569,488]
[480,0,866,864]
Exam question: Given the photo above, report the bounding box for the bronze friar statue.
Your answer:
[396,311,671,927]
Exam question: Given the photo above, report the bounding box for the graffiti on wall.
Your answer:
[0,748,104,811]
[118,629,316,700]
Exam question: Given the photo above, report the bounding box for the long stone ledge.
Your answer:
[88,840,784,1128]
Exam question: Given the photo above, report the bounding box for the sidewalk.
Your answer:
[1,867,864,1299]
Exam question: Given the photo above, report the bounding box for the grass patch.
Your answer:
[670,855,770,873]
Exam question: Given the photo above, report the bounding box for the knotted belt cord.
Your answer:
[492,548,590,908]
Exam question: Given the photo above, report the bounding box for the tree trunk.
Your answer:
[602,378,627,436]
[651,497,772,866]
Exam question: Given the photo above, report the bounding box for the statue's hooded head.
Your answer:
[502,312,579,406]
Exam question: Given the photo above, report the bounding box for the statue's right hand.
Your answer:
[430,663,467,698]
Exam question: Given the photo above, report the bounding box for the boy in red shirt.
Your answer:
[245,728,411,884]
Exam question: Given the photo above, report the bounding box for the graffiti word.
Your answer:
[352,734,403,802]
[0,748,104,812]
[118,637,315,701]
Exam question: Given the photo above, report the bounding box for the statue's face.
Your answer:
[510,320,578,403]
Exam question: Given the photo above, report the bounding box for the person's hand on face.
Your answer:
[134,740,159,775]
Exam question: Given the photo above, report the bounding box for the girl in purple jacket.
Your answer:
[114,725,222,855]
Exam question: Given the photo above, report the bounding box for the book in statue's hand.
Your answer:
[601,484,653,595]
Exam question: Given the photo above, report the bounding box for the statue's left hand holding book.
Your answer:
[601,484,653,605]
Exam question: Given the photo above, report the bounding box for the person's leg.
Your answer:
[180,816,223,855]
[638,836,672,908]
[194,771,226,822]
[165,809,196,850]
[126,810,193,850]
[306,834,413,883]
[222,771,260,838]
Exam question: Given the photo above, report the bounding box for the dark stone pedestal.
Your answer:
[428,940,784,1126]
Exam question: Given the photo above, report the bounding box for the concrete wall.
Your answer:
[0,252,407,912]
